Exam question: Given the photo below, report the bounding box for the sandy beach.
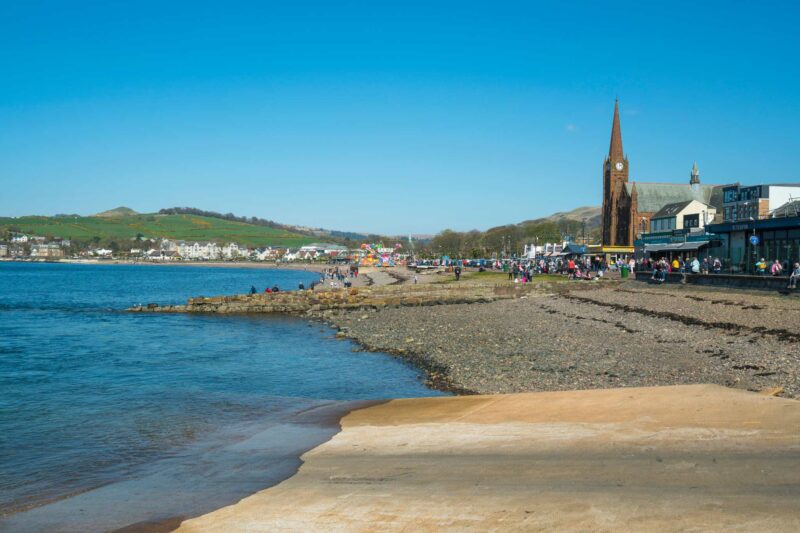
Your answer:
[178,384,800,532]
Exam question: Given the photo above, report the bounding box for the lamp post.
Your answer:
[582,218,586,245]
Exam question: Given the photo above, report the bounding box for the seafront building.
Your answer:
[30,244,65,258]
[706,187,800,272]
[635,188,800,271]
[600,100,731,260]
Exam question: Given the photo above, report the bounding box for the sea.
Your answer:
[0,262,445,532]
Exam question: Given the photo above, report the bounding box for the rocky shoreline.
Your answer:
[131,271,800,398]
[326,280,800,398]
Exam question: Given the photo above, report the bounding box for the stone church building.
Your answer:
[601,100,725,253]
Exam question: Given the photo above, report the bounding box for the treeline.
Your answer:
[158,207,290,230]
[423,219,600,258]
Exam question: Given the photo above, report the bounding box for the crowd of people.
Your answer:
[457,254,800,290]
[644,256,800,288]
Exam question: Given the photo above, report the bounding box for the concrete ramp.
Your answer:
[178,385,800,532]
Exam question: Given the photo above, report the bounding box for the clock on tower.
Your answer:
[601,99,630,247]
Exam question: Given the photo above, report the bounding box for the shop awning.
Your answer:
[644,241,709,253]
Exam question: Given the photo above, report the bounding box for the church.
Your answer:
[600,100,726,255]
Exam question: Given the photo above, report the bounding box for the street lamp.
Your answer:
[581,218,587,245]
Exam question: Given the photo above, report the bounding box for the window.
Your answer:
[723,189,739,203]
[684,214,699,228]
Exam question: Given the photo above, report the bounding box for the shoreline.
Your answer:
[178,385,800,531]
[323,279,800,398]
[0,399,383,532]
[40,259,334,273]
[129,271,800,398]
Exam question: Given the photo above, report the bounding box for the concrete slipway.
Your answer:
[178,385,800,532]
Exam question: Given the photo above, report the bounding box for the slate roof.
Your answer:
[772,199,800,218]
[652,200,694,219]
[626,182,731,213]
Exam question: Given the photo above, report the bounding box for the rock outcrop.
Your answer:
[128,284,535,317]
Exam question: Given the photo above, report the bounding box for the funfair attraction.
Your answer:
[357,242,403,267]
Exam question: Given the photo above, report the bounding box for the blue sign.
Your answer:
[749,235,760,246]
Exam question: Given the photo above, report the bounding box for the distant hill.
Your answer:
[522,206,602,230]
[95,206,139,218]
[0,212,317,247]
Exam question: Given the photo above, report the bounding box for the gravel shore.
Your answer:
[331,279,800,397]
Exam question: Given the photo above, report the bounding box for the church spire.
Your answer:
[690,161,700,185]
[609,98,624,161]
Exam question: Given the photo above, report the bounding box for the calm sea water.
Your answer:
[0,262,444,531]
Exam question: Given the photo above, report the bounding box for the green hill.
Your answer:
[95,206,139,218]
[0,213,317,247]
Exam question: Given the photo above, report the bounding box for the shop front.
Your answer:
[706,216,800,274]
[635,229,720,262]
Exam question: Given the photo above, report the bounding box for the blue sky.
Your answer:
[1,1,798,234]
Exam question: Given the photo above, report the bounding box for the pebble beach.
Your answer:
[329,272,800,397]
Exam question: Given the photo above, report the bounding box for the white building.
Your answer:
[282,248,300,261]
[300,243,348,256]
[221,242,243,259]
[30,244,65,258]
[175,241,223,260]
[649,200,717,233]
[253,247,284,261]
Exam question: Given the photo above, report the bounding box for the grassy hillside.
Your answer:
[0,214,317,247]
[522,205,602,230]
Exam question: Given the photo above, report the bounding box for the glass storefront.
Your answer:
[707,218,800,274]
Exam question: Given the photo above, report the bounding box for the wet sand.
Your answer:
[0,401,376,533]
[178,385,800,532]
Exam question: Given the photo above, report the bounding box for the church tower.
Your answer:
[690,161,700,190]
[601,99,630,246]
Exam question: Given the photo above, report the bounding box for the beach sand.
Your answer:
[177,384,800,532]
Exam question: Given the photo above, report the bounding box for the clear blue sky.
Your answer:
[1,1,798,234]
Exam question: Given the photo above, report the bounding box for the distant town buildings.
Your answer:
[30,244,65,258]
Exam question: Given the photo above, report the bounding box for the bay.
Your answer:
[0,262,444,531]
